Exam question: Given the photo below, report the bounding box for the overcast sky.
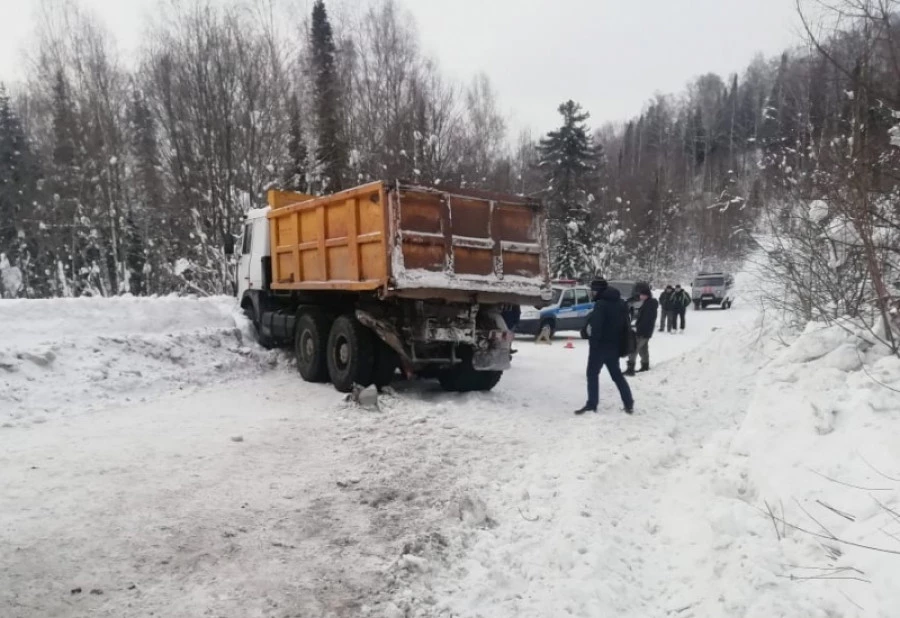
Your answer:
[0,0,801,135]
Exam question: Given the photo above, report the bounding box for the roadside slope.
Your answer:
[0,296,279,427]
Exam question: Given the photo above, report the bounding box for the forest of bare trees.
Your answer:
[0,0,514,298]
[0,0,898,351]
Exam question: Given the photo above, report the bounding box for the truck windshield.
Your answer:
[695,277,725,287]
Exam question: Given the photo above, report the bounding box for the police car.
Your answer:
[516,281,595,340]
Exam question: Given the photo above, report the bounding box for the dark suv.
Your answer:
[608,280,645,319]
[581,280,649,338]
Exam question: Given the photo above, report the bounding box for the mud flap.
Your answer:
[473,310,512,371]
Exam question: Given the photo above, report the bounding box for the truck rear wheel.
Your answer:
[372,340,398,389]
[327,315,375,393]
[439,348,503,393]
[295,311,331,383]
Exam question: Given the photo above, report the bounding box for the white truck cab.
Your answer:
[236,207,270,302]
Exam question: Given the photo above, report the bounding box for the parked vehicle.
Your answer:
[608,280,646,319]
[234,181,551,393]
[691,272,735,309]
[516,283,594,340]
[517,279,650,341]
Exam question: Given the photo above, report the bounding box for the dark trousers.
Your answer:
[628,336,650,368]
[674,309,686,330]
[586,344,634,409]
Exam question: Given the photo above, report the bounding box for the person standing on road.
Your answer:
[658,285,674,332]
[501,304,521,356]
[672,284,691,333]
[575,278,634,416]
[625,283,658,376]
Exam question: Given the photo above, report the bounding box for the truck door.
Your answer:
[237,222,253,300]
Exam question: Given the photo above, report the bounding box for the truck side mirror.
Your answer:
[224,234,235,257]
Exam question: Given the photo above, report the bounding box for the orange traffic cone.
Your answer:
[565,338,575,349]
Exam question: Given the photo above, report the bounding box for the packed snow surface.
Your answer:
[2,289,898,617]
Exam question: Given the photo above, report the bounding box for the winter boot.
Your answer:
[574,405,597,415]
[624,362,636,377]
[638,364,649,373]
[624,403,634,415]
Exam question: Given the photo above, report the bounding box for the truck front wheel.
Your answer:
[242,298,275,349]
[327,315,375,393]
[295,311,331,383]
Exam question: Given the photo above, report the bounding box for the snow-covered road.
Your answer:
[4,296,898,617]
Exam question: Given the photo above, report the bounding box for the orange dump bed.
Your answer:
[267,181,548,302]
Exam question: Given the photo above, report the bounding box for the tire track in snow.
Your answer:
[384,313,764,617]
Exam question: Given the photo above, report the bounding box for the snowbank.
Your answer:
[0,295,238,346]
[734,323,900,616]
[654,320,900,617]
[0,296,281,426]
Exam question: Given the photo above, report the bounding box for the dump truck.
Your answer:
[234,181,550,393]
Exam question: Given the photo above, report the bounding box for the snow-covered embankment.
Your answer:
[0,296,279,426]
[655,320,900,617]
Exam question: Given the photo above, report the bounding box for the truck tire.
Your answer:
[295,311,331,383]
[438,348,503,393]
[242,299,275,349]
[372,340,398,389]
[327,315,375,393]
[474,370,503,391]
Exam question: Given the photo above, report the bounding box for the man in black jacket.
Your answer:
[625,283,658,376]
[575,278,634,415]
[671,284,691,333]
[658,285,674,332]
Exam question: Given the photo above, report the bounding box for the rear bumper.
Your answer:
[694,295,726,304]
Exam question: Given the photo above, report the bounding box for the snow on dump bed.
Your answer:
[390,242,547,300]
[0,296,280,426]
[394,267,546,297]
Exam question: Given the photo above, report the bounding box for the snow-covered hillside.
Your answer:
[1,294,898,618]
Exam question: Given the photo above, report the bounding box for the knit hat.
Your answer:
[590,278,608,292]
